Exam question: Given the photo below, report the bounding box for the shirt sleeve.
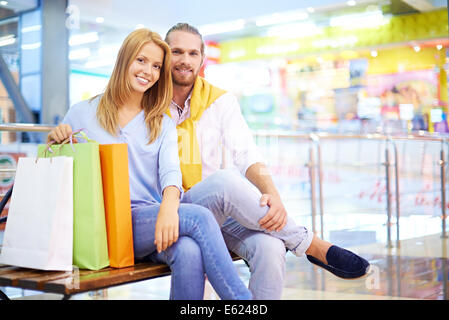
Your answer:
[61,105,76,127]
[61,101,85,132]
[219,93,265,176]
[60,100,98,144]
[158,116,184,199]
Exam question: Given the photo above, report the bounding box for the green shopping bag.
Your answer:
[38,136,109,270]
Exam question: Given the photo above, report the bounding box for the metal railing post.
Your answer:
[393,141,401,248]
[442,240,448,300]
[316,139,324,240]
[308,141,317,235]
[440,140,448,239]
[384,140,393,248]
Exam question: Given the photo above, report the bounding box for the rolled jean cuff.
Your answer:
[291,229,314,257]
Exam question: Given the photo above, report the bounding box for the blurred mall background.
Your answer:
[0,0,449,300]
[0,0,447,134]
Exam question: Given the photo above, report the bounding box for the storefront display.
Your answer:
[210,9,448,133]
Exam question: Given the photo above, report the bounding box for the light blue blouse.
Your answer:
[62,95,183,207]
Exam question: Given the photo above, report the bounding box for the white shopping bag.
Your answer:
[0,156,73,271]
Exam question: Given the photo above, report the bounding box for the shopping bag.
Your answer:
[0,156,73,271]
[38,138,109,270]
[99,144,134,268]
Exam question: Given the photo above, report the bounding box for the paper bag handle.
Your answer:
[45,129,97,155]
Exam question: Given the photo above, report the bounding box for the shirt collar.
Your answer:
[171,91,192,111]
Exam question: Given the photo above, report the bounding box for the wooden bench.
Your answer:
[0,252,242,300]
[0,187,245,300]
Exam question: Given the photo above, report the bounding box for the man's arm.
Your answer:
[245,162,288,232]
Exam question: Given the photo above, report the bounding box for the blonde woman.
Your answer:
[47,29,251,300]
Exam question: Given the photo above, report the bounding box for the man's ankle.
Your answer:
[305,236,331,264]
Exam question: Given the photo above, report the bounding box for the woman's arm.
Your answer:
[154,185,180,253]
[154,117,184,253]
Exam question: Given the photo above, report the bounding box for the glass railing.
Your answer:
[254,131,449,249]
[0,124,448,250]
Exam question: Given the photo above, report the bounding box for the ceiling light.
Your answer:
[436,44,443,50]
[330,10,388,29]
[347,0,356,6]
[266,22,322,38]
[21,25,42,33]
[0,1,8,6]
[84,58,116,69]
[21,42,41,50]
[255,11,308,27]
[370,50,378,57]
[69,32,99,46]
[96,17,104,23]
[0,35,15,47]
[98,44,121,56]
[413,45,421,52]
[199,19,245,36]
[69,48,91,60]
[307,7,315,13]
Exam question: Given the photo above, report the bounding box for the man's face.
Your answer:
[166,31,203,87]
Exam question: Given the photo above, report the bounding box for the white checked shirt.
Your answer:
[169,91,264,180]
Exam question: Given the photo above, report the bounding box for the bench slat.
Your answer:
[0,251,242,297]
[0,266,22,276]
[0,269,65,287]
[14,266,125,292]
[44,263,171,295]
[18,272,76,292]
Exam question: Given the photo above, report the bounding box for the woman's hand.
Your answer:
[46,124,77,144]
[154,186,180,253]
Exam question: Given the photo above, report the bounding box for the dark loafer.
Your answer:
[306,245,370,279]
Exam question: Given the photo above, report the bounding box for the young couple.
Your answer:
[47,23,370,300]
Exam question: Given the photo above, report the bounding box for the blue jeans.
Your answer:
[182,169,315,299]
[132,203,252,300]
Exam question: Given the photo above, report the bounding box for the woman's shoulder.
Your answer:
[70,95,101,112]
[63,95,101,125]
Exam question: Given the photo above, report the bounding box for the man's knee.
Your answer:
[249,236,286,269]
[204,169,243,193]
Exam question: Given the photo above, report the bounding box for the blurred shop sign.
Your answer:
[0,152,24,231]
[220,9,448,63]
[0,152,23,192]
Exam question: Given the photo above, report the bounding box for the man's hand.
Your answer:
[258,194,287,232]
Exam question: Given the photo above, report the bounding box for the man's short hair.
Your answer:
[165,23,205,55]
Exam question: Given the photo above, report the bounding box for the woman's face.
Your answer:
[128,42,164,95]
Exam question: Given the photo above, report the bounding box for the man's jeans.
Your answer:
[132,203,252,300]
[182,169,315,299]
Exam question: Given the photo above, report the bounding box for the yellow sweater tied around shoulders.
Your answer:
[166,77,226,191]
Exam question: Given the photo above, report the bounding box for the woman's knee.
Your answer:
[179,203,220,230]
[166,236,202,266]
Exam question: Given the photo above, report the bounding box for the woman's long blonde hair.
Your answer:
[96,28,173,144]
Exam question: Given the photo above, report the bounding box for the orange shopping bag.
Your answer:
[99,144,134,268]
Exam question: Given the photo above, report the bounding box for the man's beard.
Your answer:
[172,69,198,87]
